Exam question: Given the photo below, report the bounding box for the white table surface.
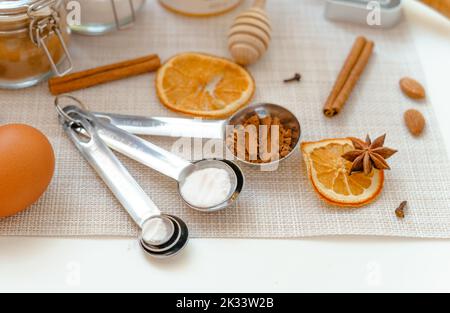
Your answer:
[1,0,449,293]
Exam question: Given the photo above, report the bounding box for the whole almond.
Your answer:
[404,109,426,136]
[400,77,426,100]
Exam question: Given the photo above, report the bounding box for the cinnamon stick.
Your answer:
[323,37,374,117]
[48,54,161,95]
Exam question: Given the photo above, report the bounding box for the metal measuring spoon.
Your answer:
[59,112,189,258]
[92,103,302,167]
[62,105,245,213]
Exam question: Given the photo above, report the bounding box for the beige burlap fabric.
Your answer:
[1,0,449,238]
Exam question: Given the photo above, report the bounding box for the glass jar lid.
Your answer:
[0,0,60,32]
[0,0,43,15]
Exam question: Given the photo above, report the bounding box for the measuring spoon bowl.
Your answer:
[141,215,176,247]
[226,103,301,167]
[140,215,184,254]
[140,215,189,258]
[178,159,245,213]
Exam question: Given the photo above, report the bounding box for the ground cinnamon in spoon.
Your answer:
[227,114,296,163]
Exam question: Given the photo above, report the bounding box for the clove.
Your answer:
[283,73,302,83]
[395,201,408,219]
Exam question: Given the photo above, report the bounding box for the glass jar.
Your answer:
[159,0,243,17]
[69,0,146,36]
[0,0,72,89]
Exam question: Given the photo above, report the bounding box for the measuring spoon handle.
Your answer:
[63,116,161,228]
[93,112,226,139]
[93,117,193,182]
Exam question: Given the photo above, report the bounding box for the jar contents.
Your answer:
[0,32,69,86]
[0,1,71,89]
[180,168,232,208]
[227,114,298,164]
[159,0,242,17]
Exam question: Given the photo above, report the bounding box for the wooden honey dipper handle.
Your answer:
[420,0,450,19]
[253,0,267,9]
[228,0,271,65]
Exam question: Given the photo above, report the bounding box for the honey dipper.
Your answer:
[228,0,271,66]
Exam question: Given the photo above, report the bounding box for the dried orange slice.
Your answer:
[301,138,384,208]
[156,53,255,118]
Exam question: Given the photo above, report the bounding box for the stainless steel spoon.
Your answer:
[62,104,245,213]
[59,112,188,259]
[92,103,302,167]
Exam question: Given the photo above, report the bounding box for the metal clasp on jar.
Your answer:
[28,0,73,77]
[111,0,136,30]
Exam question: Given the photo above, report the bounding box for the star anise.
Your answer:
[342,134,398,175]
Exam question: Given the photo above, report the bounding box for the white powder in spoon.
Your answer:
[180,168,232,208]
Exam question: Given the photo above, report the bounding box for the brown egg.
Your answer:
[0,124,55,218]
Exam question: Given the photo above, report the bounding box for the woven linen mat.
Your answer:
[1,0,449,238]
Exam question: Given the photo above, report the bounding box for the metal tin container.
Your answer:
[69,0,146,36]
[0,0,72,89]
[325,0,403,28]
